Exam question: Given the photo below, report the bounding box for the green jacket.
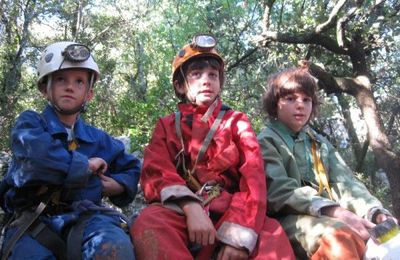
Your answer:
[258,120,386,220]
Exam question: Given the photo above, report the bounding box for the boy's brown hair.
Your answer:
[262,67,320,119]
[174,56,224,101]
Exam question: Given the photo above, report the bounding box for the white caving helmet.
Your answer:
[37,41,100,114]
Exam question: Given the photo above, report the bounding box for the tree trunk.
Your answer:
[307,61,400,217]
[355,87,400,216]
[350,43,400,216]
[0,0,36,148]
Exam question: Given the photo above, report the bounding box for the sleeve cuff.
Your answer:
[217,222,258,253]
[65,151,90,188]
[311,198,339,217]
[367,207,393,223]
[160,185,202,214]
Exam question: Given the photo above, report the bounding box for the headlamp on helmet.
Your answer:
[191,34,217,50]
[62,44,91,62]
[59,44,91,70]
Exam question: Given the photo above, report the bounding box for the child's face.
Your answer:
[276,91,312,133]
[44,69,93,114]
[177,66,221,107]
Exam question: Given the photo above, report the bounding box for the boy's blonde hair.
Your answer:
[262,67,320,119]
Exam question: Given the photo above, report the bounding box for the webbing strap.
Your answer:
[30,221,67,260]
[175,109,226,191]
[311,139,334,200]
[175,112,185,152]
[66,214,92,260]
[1,202,47,260]
[194,110,226,167]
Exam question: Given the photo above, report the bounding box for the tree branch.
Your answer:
[262,0,276,33]
[315,0,347,34]
[336,6,360,48]
[89,19,124,44]
[227,47,259,71]
[298,60,361,95]
[259,1,348,55]
[261,30,347,55]
[365,0,386,18]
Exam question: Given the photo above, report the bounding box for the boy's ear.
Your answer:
[173,80,186,95]
[39,84,49,99]
[86,88,94,101]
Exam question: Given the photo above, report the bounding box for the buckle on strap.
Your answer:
[198,183,222,206]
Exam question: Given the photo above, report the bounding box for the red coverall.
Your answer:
[131,99,294,259]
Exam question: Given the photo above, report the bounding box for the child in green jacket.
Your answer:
[257,67,396,259]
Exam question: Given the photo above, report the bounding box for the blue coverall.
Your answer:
[1,105,141,259]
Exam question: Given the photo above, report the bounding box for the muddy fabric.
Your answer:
[311,227,365,260]
[133,99,294,258]
[279,214,349,258]
[131,204,294,260]
[4,214,134,260]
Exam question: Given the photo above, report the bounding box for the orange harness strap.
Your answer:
[310,138,334,200]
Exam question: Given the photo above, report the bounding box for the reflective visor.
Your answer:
[62,44,91,62]
[192,34,216,49]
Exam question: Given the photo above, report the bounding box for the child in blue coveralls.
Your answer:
[0,41,141,259]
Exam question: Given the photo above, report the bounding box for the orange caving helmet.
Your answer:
[172,34,225,86]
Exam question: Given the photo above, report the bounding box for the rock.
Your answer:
[0,151,11,176]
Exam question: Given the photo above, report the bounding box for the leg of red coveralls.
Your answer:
[310,227,366,260]
[130,204,193,260]
[249,217,295,260]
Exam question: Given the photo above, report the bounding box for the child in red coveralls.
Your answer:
[130,34,295,260]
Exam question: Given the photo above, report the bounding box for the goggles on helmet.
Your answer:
[62,44,91,62]
[191,34,216,50]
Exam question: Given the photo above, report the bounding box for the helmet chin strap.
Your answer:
[46,74,94,115]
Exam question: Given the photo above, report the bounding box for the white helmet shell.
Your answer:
[37,41,100,91]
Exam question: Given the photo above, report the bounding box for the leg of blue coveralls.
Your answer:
[81,213,135,260]
[1,227,56,260]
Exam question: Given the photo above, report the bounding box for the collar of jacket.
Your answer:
[42,105,96,143]
[268,119,311,148]
[177,98,223,117]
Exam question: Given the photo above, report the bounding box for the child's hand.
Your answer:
[322,205,375,240]
[88,157,107,175]
[99,174,124,196]
[179,200,216,246]
[217,244,249,260]
[375,213,398,225]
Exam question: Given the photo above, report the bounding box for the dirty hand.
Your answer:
[99,174,124,196]
[375,213,398,224]
[217,244,249,260]
[322,205,375,240]
[179,200,217,246]
[88,157,107,175]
